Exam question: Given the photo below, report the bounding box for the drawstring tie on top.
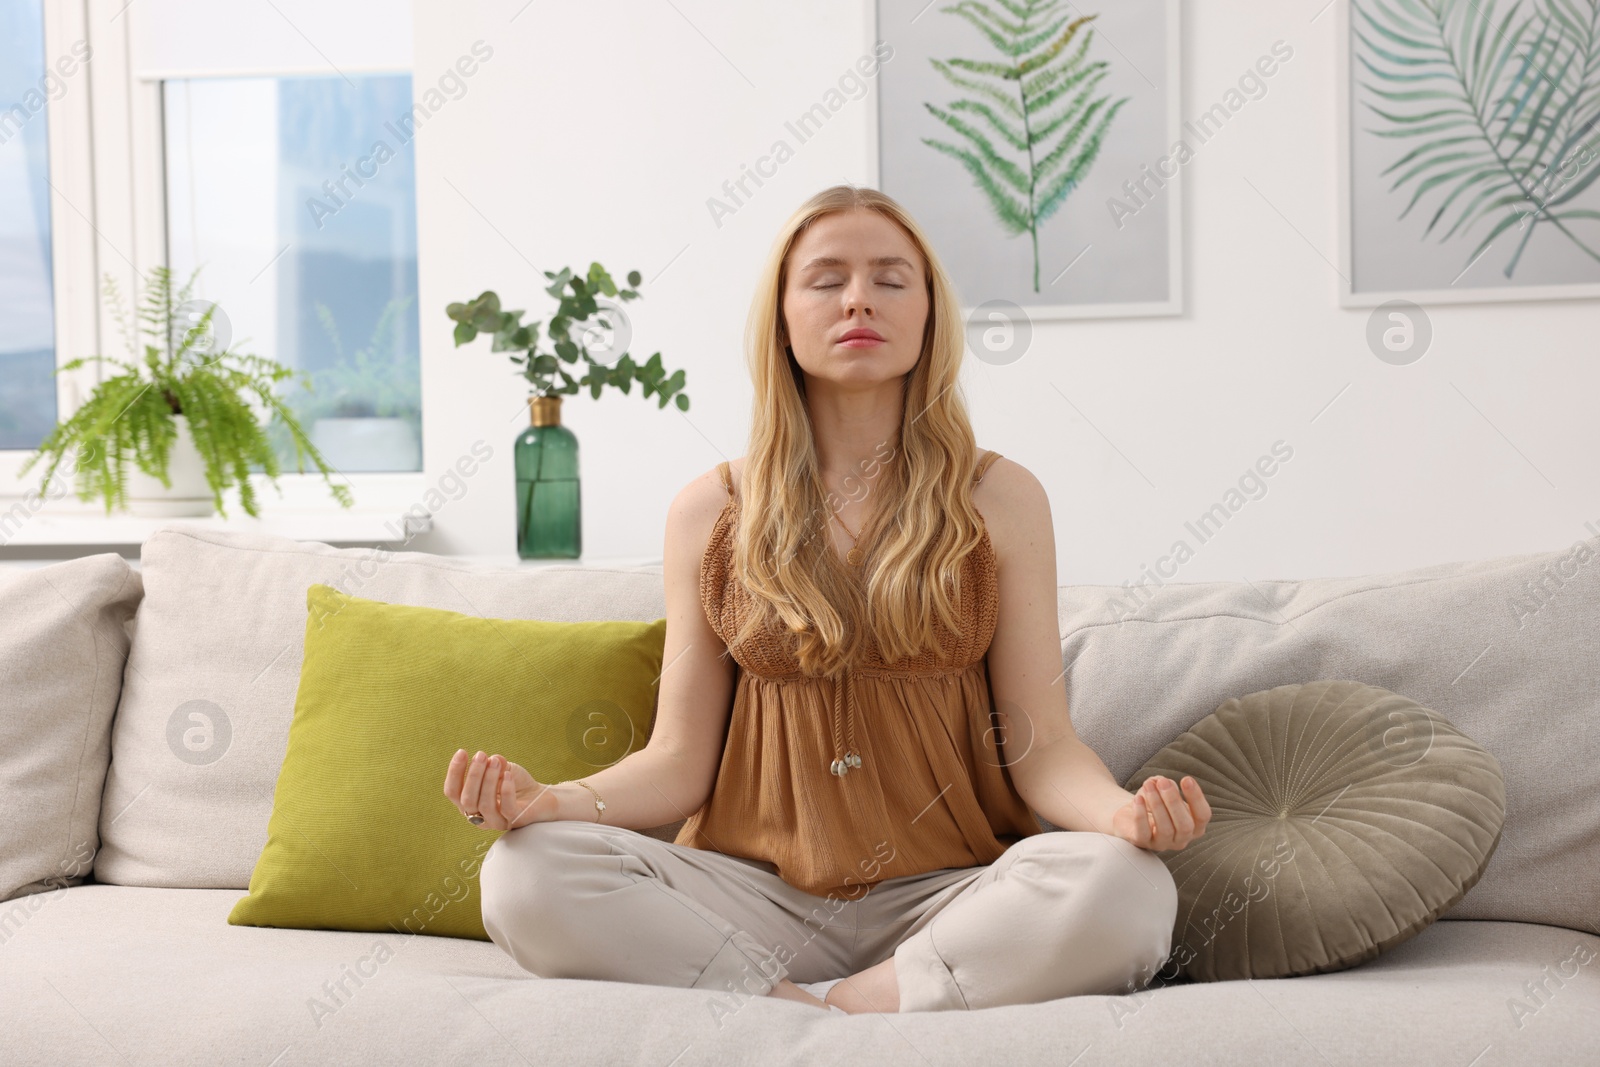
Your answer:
[830,668,862,776]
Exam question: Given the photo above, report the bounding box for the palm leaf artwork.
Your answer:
[922,2,1130,292]
[1355,0,1600,279]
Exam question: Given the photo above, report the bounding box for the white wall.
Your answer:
[409,0,1600,583]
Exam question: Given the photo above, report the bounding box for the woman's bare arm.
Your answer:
[539,465,737,828]
[982,458,1209,850]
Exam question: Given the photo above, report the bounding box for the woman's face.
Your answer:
[781,208,930,390]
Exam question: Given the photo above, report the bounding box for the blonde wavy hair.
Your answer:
[726,184,988,677]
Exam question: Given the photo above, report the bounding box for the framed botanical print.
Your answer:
[867,0,1184,320]
[1338,0,1600,306]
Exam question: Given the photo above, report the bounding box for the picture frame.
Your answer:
[864,0,1184,321]
[1336,0,1600,307]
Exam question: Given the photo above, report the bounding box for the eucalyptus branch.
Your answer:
[446,261,692,412]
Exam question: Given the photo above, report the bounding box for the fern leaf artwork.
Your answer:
[1355,0,1600,278]
[921,1,1130,292]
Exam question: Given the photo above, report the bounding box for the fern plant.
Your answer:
[1356,0,1600,277]
[275,296,421,424]
[923,2,1130,292]
[306,296,421,418]
[17,266,354,517]
[264,295,421,469]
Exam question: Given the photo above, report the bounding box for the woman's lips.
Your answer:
[837,337,884,348]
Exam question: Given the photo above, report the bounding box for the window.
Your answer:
[164,73,422,473]
[0,0,57,451]
[0,0,420,514]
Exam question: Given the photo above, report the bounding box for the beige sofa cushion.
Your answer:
[94,527,671,889]
[0,555,142,902]
[4,886,1597,1059]
[1055,539,1599,935]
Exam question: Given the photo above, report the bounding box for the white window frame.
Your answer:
[0,0,100,504]
[0,0,427,529]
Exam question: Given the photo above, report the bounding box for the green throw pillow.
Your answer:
[1127,679,1505,983]
[228,584,667,941]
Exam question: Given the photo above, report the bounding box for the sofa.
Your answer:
[2,524,1596,1066]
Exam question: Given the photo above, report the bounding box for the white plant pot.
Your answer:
[311,416,421,472]
[124,414,216,518]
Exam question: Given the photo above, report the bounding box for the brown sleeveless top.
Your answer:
[673,450,1042,899]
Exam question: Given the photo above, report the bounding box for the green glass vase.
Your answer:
[514,395,581,559]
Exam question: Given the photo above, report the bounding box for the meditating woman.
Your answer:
[445,183,1211,1015]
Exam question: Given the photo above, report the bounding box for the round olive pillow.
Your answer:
[1127,678,1505,983]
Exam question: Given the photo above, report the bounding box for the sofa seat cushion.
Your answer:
[2,884,1595,1065]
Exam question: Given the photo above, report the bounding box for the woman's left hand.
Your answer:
[1112,774,1211,852]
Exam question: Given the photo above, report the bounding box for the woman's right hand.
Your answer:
[444,749,558,830]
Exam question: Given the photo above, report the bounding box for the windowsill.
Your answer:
[0,504,423,547]
[0,477,665,564]
[0,470,431,548]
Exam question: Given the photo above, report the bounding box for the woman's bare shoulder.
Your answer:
[973,453,1050,556]
[974,451,1036,495]
[665,458,744,555]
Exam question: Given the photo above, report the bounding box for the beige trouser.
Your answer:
[478,820,1178,1014]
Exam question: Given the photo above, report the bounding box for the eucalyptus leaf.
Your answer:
[445,263,692,411]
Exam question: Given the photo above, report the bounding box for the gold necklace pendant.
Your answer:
[845,547,862,566]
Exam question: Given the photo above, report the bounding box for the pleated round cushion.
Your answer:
[1126,678,1505,983]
